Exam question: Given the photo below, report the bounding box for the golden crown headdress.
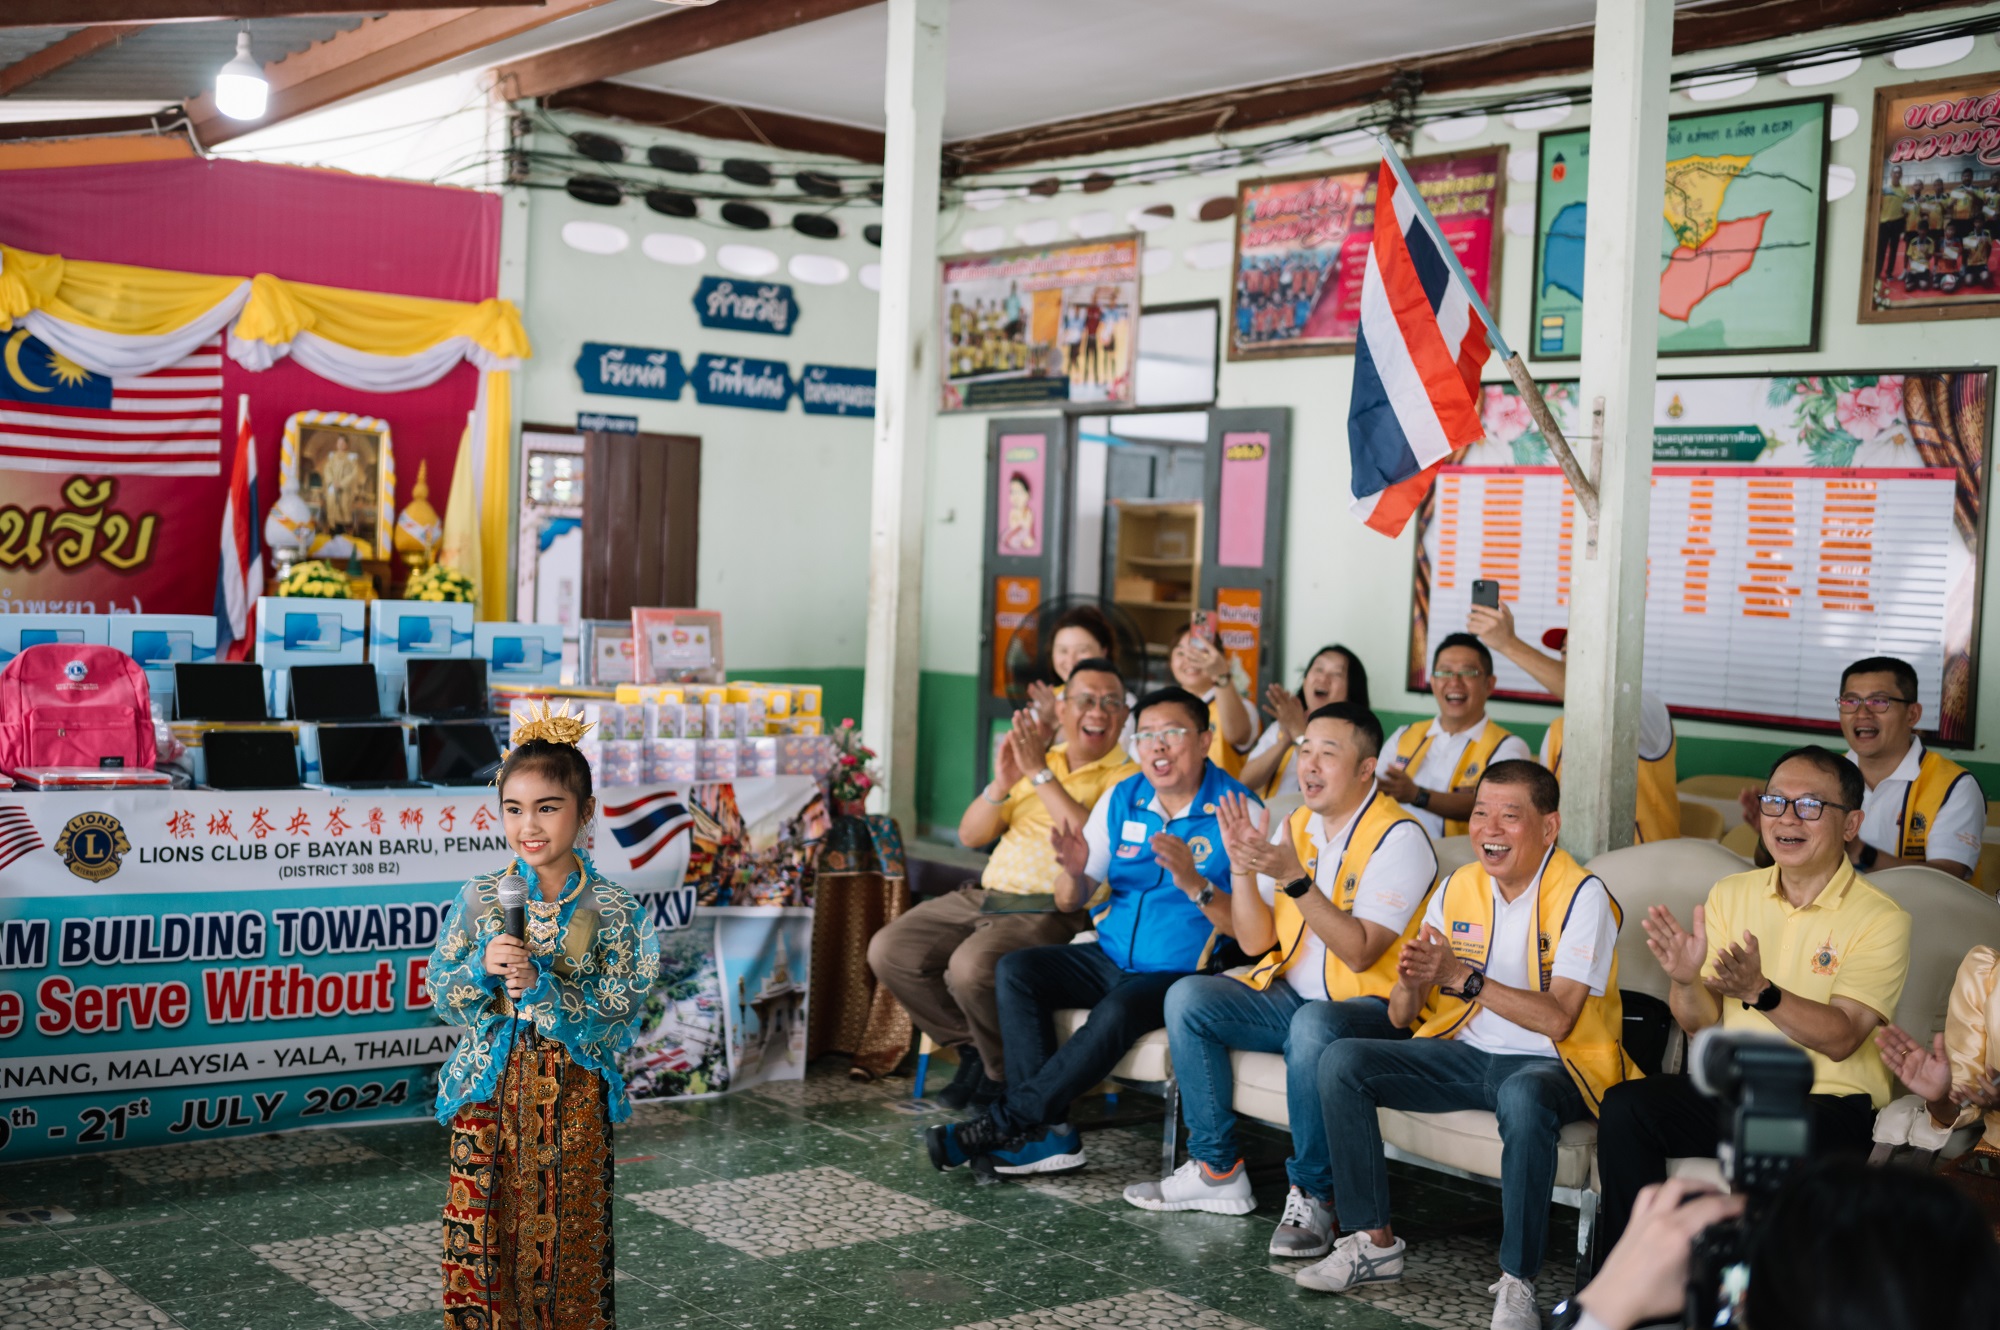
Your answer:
[508,700,594,753]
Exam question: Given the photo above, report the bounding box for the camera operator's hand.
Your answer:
[1574,1179,1746,1330]
[1710,930,1769,1004]
[1643,904,1708,987]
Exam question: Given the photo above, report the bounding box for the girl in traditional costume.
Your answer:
[431,707,660,1330]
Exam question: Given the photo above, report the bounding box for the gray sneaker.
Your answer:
[1295,1231,1406,1293]
[1122,1158,1256,1214]
[1268,1186,1335,1258]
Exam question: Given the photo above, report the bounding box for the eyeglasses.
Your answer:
[1133,727,1191,748]
[1836,694,1913,713]
[1758,794,1853,822]
[1432,669,1487,683]
[1067,693,1127,714]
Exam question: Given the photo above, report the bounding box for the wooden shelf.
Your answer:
[1123,554,1197,569]
[1112,497,1203,657]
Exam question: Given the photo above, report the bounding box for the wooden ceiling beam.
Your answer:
[548,81,885,161]
[495,0,880,103]
[0,23,150,96]
[0,1,539,24]
[184,0,621,147]
[0,109,182,141]
[942,0,1978,172]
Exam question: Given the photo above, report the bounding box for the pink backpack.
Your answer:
[0,643,157,772]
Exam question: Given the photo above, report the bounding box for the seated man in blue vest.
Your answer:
[1300,760,1635,1330]
[925,685,1253,1176]
[1123,702,1438,1259]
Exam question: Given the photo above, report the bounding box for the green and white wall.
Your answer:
[514,13,2000,837]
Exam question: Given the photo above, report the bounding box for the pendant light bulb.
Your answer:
[215,31,269,121]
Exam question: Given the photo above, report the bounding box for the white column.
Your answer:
[1559,0,1671,861]
[862,0,948,829]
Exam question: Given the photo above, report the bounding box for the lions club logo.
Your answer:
[63,658,88,683]
[1909,812,1928,835]
[55,811,129,882]
[1186,835,1214,863]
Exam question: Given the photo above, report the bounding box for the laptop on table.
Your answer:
[404,658,489,720]
[417,721,503,787]
[174,662,269,722]
[203,729,301,791]
[289,664,391,723]
[314,723,426,790]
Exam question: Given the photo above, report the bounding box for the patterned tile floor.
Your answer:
[0,1060,1578,1330]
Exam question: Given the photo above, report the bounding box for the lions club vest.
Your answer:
[1545,716,1682,843]
[1394,718,1515,837]
[1094,762,1253,973]
[1415,848,1641,1114]
[1239,791,1436,1001]
[1895,748,1977,859]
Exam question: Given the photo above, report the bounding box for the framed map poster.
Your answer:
[1227,147,1505,360]
[1859,74,2000,325]
[939,236,1141,411]
[1407,369,1992,746]
[1531,96,1830,359]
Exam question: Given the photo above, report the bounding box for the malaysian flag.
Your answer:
[1346,151,1491,537]
[0,331,223,476]
[602,789,694,872]
[0,803,45,872]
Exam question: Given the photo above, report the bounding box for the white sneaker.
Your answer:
[1268,1186,1335,1258]
[1489,1274,1539,1330]
[1294,1231,1406,1293]
[1122,1158,1256,1214]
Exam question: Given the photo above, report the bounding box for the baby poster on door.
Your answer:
[996,434,1046,557]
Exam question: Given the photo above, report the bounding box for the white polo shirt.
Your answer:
[1847,739,1984,870]
[1254,802,1437,1001]
[1422,848,1618,1059]
[1382,717,1534,838]
[1538,690,1676,765]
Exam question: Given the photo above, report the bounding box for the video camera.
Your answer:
[1683,1027,1815,1328]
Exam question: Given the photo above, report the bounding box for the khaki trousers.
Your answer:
[865,886,1088,1076]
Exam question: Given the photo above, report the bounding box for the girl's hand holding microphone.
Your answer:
[484,935,535,999]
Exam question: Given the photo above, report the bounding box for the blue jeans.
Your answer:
[1318,1036,1588,1280]
[1165,977,1407,1198]
[989,941,1188,1137]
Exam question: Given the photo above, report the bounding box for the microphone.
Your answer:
[496,873,528,942]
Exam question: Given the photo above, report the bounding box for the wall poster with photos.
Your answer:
[1407,370,1992,746]
[1227,147,1505,360]
[939,237,1141,411]
[1860,74,2000,324]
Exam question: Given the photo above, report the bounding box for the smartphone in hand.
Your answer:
[1471,579,1501,609]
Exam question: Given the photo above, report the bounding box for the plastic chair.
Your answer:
[1677,800,1725,841]
[1677,773,1762,801]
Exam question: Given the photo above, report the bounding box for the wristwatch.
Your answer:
[1030,768,1058,788]
[1746,982,1783,1013]
[1412,787,1432,810]
[1447,969,1486,1001]
[1282,875,1315,899]
[1196,883,1216,907]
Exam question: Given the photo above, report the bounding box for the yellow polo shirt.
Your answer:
[980,743,1138,895]
[1701,863,1911,1105]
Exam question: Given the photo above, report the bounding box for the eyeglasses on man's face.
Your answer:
[1133,726,1192,749]
[1066,692,1127,715]
[1836,694,1913,714]
[1758,794,1852,822]
[1432,669,1487,683]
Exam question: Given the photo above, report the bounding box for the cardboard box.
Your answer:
[106,614,216,717]
[740,736,779,778]
[581,738,644,787]
[0,614,110,667]
[255,598,366,668]
[369,600,474,678]
[475,622,563,687]
[615,684,685,705]
[696,738,738,782]
[646,737,698,784]
[778,735,834,777]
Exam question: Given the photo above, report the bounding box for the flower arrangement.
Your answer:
[827,719,877,813]
[404,563,476,604]
[276,559,354,600]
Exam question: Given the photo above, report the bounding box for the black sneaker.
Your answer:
[924,1113,1016,1170]
[970,1076,1005,1109]
[934,1045,985,1109]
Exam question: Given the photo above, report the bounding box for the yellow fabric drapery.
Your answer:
[0,243,529,364]
[478,370,514,622]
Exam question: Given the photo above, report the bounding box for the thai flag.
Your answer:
[603,788,694,872]
[1347,156,1492,537]
[214,395,263,660]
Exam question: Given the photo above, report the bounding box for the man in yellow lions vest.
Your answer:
[1299,762,1634,1330]
[1466,598,1680,842]
[1598,746,1911,1253]
[1378,633,1531,838]
[1122,703,1439,1261]
[1734,656,1981,880]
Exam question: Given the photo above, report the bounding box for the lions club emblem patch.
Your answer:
[55,811,130,882]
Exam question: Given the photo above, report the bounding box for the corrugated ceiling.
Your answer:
[2,16,367,106]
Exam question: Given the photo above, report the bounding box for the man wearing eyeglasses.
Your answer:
[869,658,1137,1110]
[925,685,1253,1177]
[1377,633,1532,838]
[1595,745,1913,1252]
[1732,656,1982,881]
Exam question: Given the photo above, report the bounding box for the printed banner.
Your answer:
[692,277,799,336]
[940,237,1141,411]
[996,434,1046,558]
[1228,148,1504,359]
[574,342,688,400]
[1861,75,2000,324]
[0,777,824,1159]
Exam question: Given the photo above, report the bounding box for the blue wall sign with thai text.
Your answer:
[796,365,876,418]
[575,343,687,400]
[692,278,799,336]
[692,355,793,412]
[576,411,639,434]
